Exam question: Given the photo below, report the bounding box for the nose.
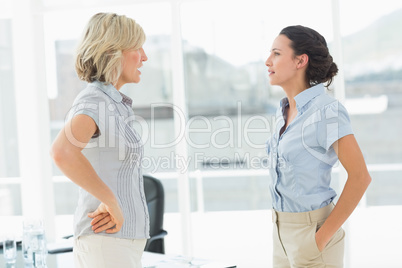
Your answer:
[265,55,272,67]
[140,48,148,61]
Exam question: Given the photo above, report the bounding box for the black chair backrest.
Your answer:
[143,174,166,253]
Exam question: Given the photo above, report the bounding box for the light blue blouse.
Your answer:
[67,80,150,239]
[266,84,353,212]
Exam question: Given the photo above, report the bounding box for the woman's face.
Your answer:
[118,47,148,87]
[265,34,299,87]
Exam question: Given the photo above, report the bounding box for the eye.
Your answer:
[270,50,280,57]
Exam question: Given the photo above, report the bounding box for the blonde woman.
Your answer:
[265,25,371,267]
[51,13,149,267]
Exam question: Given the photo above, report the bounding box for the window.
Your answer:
[4,0,400,267]
[340,1,402,267]
[0,19,22,216]
[0,19,19,178]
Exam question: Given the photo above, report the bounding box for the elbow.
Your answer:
[365,173,372,187]
[50,143,69,166]
[349,169,372,189]
[49,144,56,160]
[50,145,62,165]
[358,170,372,189]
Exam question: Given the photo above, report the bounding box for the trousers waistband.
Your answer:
[272,203,334,225]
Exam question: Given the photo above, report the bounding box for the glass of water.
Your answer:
[2,234,17,263]
[22,218,47,267]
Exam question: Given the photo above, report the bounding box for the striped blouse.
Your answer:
[68,80,150,240]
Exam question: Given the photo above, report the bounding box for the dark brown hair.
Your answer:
[280,25,338,87]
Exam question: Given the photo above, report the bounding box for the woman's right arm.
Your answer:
[50,114,123,233]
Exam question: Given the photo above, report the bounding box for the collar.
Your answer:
[120,92,133,106]
[279,83,325,112]
[91,80,123,103]
[294,83,325,111]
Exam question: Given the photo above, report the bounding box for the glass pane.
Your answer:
[0,0,12,17]
[340,0,402,203]
[0,19,19,178]
[182,0,333,116]
[42,0,138,9]
[0,184,22,216]
[202,176,270,211]
[340,1,402,267]
[366,170,402,206]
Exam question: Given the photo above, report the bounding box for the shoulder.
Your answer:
[310,93,350,117]
[311,92,336,107]
[313,94,353,150]
[73,84,110,105]
[68,84,114,123]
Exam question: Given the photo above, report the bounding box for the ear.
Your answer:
[296,54,309,69]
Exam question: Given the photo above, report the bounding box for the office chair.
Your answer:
[143,174,168,254]
[56,174,167,254]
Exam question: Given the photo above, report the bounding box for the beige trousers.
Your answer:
[74,235,147,268]
[272,203,345,268]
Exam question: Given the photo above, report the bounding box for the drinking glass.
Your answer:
[2,234,17,263]
[22,218,47,267]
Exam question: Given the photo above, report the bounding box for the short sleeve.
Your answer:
[317,100,353,150]
[70,101,99,123]
[67,91,105,138]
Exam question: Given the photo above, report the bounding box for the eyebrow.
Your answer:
[271,48,281,52]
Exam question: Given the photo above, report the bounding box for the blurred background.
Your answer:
[1,0,402,267]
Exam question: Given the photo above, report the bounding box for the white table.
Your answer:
[1,240,236,268]
[142,251,236,268]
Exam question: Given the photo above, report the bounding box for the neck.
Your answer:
[280,70,310,105]
[282,82,308,109]
[113,84,122,91]
[113,79,124,91]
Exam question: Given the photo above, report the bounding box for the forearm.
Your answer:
[317,173,371,243]
[317,135,372,244]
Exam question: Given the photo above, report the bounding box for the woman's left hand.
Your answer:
[88,202,124,233]
[315,230,329,252]
[89,212,112,232]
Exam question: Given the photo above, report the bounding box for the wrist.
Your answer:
[100,188,118,206]
[316,228,331,247]
[106,198,119,208]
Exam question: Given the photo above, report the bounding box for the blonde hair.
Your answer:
[75,13,146,84]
